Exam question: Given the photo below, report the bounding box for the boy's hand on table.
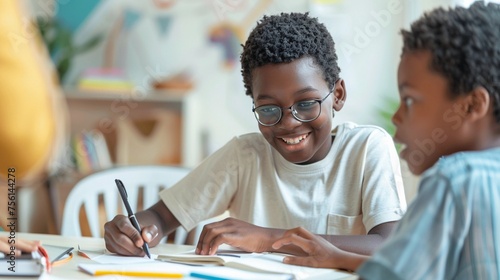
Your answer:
[272,227,365,271]
[104,215,158,256]
[195,217,282,255]
[0,236,40,255]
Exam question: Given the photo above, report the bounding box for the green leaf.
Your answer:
[73,34,103,54]
[35,17,102,81]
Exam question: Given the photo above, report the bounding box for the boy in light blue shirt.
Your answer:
[272,2,500,279]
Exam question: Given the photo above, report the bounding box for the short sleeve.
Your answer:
[359,128,407,232]
[357,171,465,279]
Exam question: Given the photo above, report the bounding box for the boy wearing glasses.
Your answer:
[105,13,406,257]
[272,2,500,279]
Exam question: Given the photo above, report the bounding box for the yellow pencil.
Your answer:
[94,270,184,278]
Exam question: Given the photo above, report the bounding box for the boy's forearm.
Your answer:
[321,221,397,255]
[267,227,387,256]
[320,234,386,256]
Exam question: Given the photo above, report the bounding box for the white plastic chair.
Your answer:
[60,165,191,245]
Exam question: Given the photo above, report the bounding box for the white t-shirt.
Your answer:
[160,122,407,234]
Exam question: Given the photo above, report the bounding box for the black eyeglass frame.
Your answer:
[252,89,334,127]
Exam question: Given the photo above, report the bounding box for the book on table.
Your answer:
[156,249,355,280]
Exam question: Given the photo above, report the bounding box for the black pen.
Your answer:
[115,179,151,259]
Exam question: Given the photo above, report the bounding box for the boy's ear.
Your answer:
[465,86,490,122]
[333,79,347,111]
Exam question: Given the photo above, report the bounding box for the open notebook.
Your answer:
[157,250,354,280]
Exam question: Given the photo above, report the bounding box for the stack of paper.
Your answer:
[78,68,134,93]
[77,248,355,280]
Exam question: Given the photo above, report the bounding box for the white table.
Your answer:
[0,232,357,279]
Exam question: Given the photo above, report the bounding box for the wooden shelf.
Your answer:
[64,87,189,103]
[50,87,203,234]
[62,87,201,168]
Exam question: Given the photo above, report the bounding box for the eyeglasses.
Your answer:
[252,90,333,126]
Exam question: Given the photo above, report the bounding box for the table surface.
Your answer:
[0,232,358,280]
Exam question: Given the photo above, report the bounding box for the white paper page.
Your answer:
[78,248,157,264]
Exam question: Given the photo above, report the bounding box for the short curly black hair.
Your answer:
[240,12,340,98]
[401,1,500,123]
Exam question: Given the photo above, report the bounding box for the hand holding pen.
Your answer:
[115,179,152,259]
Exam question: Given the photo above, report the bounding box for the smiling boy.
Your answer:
[105,13,406,257]
[272,2,500,279]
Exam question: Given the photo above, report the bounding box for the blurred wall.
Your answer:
[49,0,467,204]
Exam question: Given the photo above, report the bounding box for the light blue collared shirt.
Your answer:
[357,148,500,280]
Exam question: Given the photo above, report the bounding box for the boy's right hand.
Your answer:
[104,215,158,256]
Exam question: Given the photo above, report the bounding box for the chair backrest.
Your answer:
[60,165,190,245]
